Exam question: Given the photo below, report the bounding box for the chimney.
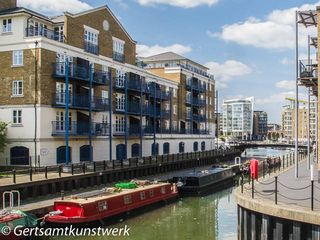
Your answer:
[0,0,17,11]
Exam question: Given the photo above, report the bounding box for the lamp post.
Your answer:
[294,10,299,178]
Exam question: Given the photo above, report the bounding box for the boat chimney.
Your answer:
[0,0,17,10]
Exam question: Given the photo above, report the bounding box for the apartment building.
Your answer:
[0,1,215,166]
[253,111,268,140]
[139,52,216,136]
[222,97,254,140]
[282,106,308,141]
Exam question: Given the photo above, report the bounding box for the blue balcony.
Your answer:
[128,102,148,115]
[186,112,206,122]
[113,52,125,63]
[53,63,110,85]
[186,80,207,93]
[148,89,170,100]
[52,93,109,112]
[52,121,109,136]
[84,41,99,55]
[193,98,206,106]
[25,27,64,42]
[127,79,146,92]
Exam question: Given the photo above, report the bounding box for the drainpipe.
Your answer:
[65,58,69,165]
[89,64,93,162]
[34,41,38,167]
[109,71,113,161]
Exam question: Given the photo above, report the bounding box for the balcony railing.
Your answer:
[299,60,318,81]
[186,112,206,122]
[53,93,109,111]
[25,27,64,42]
[84,41,99,55]
[52,121,109,136]
[148,88,170,100]
[127,79,146,92]
[113,52,125,63]
[53,63,110,85]
[186,80,207,92]
[127,101,148,115]
[186,97,206,106]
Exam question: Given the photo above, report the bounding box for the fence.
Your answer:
[0,148,239,185]
[239,149,319,211]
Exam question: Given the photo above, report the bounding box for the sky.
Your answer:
[17,0,319,123]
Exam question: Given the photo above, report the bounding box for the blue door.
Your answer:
[131,144,140,157]
[179,142,185,153]
[116,144,126,161]
[80,145,92,162]
[201,141,205,151]
[193,142,198,152]
[163,142,170,155]
[152,143,159,155]
[10,147,29,165]
[57,146,71,164]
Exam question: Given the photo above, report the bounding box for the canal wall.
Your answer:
[0,149,241,206]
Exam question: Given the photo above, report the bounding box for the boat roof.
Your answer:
[55,182,170,205]
[178,168,231,178]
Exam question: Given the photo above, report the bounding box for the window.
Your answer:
[173,89,177,97]
[165,120,170,130]
[165,103,170,111]
[124,195,132,205]
[116,94,125,111]
[98,201,108,211]
[209,97,212,105]
[193,142,198,152]
[102,90,108,104]
[161,187,166,194]
[116,70,126,88]
[179,142,185,153]
[12,50,23,66]
[140,191,146,200]
[12,110,22,124]
[173,105,177,115]
[12,81,23,96]
[115,116,125,133]
[84,29,98,44]
[163,142,170,155]
[149,190,154,197]
[113,37,124,54]
[2,19,12,33]
[172,121,177,130]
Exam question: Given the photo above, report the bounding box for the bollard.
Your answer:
[252,176,254,199]
[311,180,314,211]
[93,162,96,172]
[82,163,86,174]
[59,165,62,177]
[241,175,244,193]
[13,169,16,184]
[103,160,106,171]
[112,160,115,169]
[29,168,32,181]
[71,164,74,175]
[275,176,278,205]
[45,167,48,179]
[61,190,64,200]
[129,159,131,167]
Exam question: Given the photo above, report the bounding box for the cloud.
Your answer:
[137,44,192,57]
[18,0,92,15]
[136,0,218,8]
[275,80,296,90]
[212,2,318,49]
[256,91,306,105]
[205,60,252,88]
[112,0,129,9]
[280,57,293,65]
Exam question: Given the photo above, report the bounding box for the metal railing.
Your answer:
[25,27,64,42]
[52,93,109,111]
[113,52,125,63]
[52,121,109,136]
[84,41,99,55]
[239,150,318,210]
[53,63,110,85]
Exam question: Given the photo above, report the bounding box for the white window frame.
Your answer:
[112,36,125,54]
[84,25,99,45]
[12,80,23,97]
[12,109,22,124]
[116,93,125,111]
[173,105,177,115]
[12,50,23,66]
[173,89,177,98]
[2,18,12,33]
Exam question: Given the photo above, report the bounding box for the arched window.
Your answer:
[193,142,198,152]
[116,144,126,161]
[179,142,185,153]
[201,141,206,151]
[163,142,170,155]
[131,143,140,157]
[56,146,72,164]
[80,145,92,162]
[10,146,29,165]
[151,143,159,155]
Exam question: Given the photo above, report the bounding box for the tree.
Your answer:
[0,122,8,153]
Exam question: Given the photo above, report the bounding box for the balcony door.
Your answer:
[55,111,72,133]
[56,53,72,75]
[56,82,72,105]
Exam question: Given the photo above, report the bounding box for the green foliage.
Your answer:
[0,122,8,153]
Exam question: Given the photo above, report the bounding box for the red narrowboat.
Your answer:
[44,182,178,225]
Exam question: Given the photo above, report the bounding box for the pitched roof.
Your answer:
[0,7,50,21]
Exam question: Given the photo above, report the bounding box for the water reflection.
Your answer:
[52,188,236,240]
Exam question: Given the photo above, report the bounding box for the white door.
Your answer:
[56,82,72,105]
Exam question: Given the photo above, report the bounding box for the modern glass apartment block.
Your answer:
[253,111,268,140]
[0,1,216,166]
[222,98,254,140]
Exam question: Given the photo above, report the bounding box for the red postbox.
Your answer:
[250,159,259,179]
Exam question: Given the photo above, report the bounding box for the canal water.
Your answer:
[52,147,293,240]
